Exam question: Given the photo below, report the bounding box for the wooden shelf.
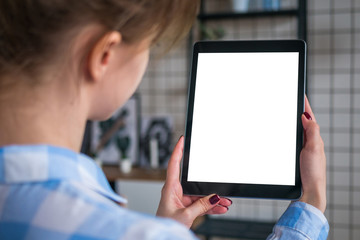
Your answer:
[197,0,307,41]
[198,9,298,21]
[102,165,166,182]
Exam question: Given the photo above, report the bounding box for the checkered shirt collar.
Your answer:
[0,144,127,204]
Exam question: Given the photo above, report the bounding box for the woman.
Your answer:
[0,0,328,239]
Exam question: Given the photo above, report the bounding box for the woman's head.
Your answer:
[0,0,198,75]
[0,0,199,119]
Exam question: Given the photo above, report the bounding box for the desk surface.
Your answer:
[102,165,167,182]
[193,217,275,239]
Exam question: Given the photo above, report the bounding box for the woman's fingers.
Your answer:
[159,136,233,227]
[304,95,317,122]
[189,196,232,207]
[299,109,327,212]
[302,97,322,148]
[184,194,221,220]
[302,114,324,152]
[187,196,231,215]
[206,205,229,215]
[218,198,232,208]
[205,197,232,215]
[166,136,184,183]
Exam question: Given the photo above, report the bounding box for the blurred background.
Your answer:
[83,0,360,239]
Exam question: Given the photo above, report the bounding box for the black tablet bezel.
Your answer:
[181,40,306,199]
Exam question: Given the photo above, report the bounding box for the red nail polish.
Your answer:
[304,112,312,120]
[226,198,233,205]
[209,195,220,205]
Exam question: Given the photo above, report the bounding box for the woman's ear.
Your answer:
[87,31,122,82]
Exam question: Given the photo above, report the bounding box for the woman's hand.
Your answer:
[156,136,232,228]
[298,96,327,213]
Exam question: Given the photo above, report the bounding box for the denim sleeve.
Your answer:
[267,201,329,240]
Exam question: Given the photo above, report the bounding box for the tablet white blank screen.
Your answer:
[187,52,299,186]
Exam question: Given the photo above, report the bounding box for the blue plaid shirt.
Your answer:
[0,145,329,239]
[267,202,329,240]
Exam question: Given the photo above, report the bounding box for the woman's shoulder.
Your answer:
[0,180,196,240]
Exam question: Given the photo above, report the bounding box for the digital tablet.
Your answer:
[181,40,306,200]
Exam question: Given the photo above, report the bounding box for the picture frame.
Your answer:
[91,94,140,165]
[139,116,173,168]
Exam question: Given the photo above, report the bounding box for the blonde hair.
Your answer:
[0,0,199,77]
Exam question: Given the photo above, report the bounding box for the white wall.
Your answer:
[116,180,164,216]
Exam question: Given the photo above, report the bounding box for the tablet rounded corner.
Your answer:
[292,188,303,201]
[298,39,307,48]
[193,41,201,51]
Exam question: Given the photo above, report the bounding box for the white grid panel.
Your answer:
[136,0,360,238]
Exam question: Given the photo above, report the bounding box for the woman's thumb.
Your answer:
[185,194,220,219]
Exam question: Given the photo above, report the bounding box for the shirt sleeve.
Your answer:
[266,201,329,240]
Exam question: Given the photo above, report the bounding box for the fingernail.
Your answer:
[226,198,233,205]
[304,112,312,120]
[178,135,183,141]
[209,194,220,205]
